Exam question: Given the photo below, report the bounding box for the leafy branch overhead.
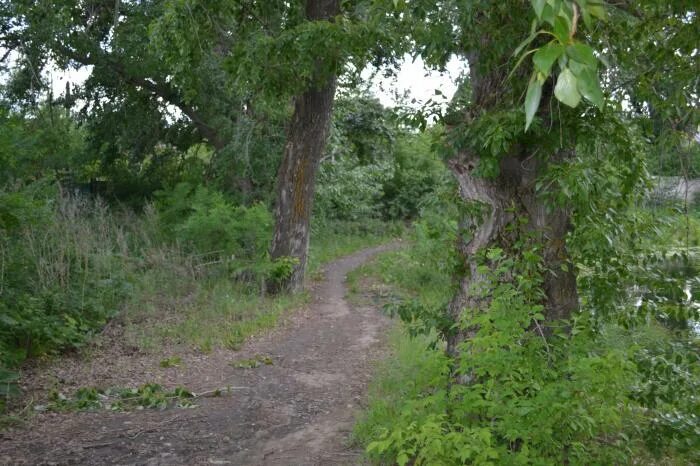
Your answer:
[516,0,607,130]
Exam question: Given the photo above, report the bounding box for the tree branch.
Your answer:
[58,44,226,150]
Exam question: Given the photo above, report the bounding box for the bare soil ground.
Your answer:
[0,244,397,466]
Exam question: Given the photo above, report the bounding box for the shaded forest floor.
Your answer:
[0,243,400,465]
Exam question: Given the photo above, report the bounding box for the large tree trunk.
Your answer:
[445,52,579,364]
[268,0,340,293]
[445,151,580,358]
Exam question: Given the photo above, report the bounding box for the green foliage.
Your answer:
[318,96,416,222]
[356,199,699,464]
[380,185,461,342]
[444,111,526,179]
[0,105,86,184]
[159,356,183,368]
[0,184,130,369]
[155,181,272,258]
[631,339,700,460]
[1,4,697,464]
[354,329,450,450]
[153,182,316,290]
[381,131,447,219]
[316,95,447,223]
[333,93,397,164]
[516,0,608,129]
[230,354,274,369]
[267,257,301,287]
[46,383,195,412]
[315,157,393,222]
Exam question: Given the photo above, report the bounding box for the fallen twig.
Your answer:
[194,387,250,398]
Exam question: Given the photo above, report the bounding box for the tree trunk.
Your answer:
[445,151,580,358]
[445,52,579,365]
[268,0,340,293]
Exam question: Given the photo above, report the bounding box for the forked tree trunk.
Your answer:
[445,52,579,363]
[268,0,340,293]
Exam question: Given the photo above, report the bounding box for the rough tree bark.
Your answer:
[445,51,579,362]
[268,0,341,293]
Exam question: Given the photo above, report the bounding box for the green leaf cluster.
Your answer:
[517,0,607,129]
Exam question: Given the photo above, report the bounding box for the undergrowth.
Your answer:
[352,207,699,465]
[0,182,402,418]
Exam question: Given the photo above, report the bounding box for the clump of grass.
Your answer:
[347,242,453,451]
[0,187,148,369]
[159,356,182,368]
[346,246,451,311]
[230,354,273,368]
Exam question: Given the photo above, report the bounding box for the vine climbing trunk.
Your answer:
[445,51,580,365]
[445,151,580,358]
[268,0,341,293]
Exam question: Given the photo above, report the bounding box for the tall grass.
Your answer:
[1,186,404,371]
[1,188,138,364]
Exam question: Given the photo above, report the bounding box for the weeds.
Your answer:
[44,383,196,412]
[230,354,274,368]
[159,356,183,368]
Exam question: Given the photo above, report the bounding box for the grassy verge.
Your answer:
[353,327,448,449]
[122,279,309,353]
[346,245,452,461]
[0,187,404,422]
[346,240,451,309]
[122,219,405,353]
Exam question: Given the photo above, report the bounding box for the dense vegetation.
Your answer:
[1,0,699,464]
[0,89,440,403]
[352,188,699,464]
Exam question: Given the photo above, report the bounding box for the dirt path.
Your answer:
[0,244,397,466]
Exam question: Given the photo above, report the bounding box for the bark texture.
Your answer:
[445,52,579,361]
[268,0,341,293]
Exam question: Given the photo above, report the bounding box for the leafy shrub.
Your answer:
[155,182,272,259]
[631,340,700,460]
[153,182,289,288]
[314,157,393,222]
[357,204,700,465]
[367,249,638,465]
[381,132,447,220]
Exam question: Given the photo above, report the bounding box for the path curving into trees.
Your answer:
[0,244,398,465]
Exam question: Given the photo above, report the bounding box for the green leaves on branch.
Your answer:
[525,76,544,131]
[519,0,608,130]
[533,42,565,75]
[530,0,607,28]
[575,66,604,109]
[554,68,581,108]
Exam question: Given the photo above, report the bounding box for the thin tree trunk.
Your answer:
[268,0,340,293]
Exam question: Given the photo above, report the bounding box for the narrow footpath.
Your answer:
[0,244,396,466]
